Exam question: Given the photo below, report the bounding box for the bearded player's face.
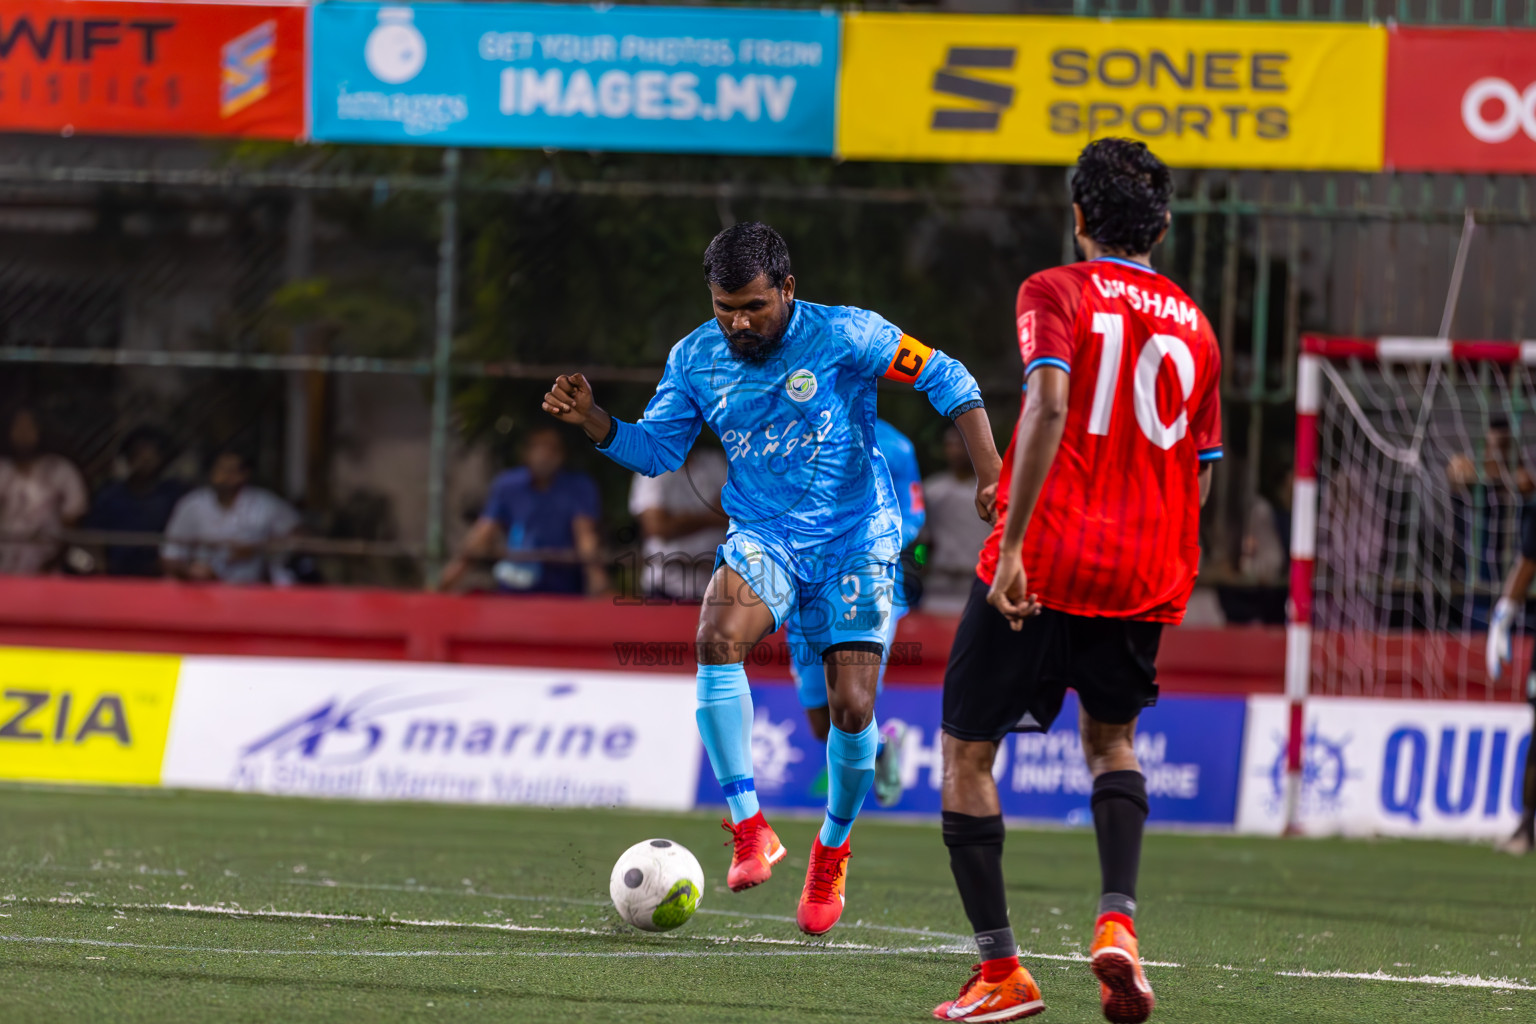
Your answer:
[710,272,796,365]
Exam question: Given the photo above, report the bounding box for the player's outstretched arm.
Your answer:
[865,329,1000,520]
[545,356,704,477]
[988,366,1070,628]
[951,407,1003,524]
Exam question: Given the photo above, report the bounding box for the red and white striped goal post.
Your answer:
[1283,335,1536,833]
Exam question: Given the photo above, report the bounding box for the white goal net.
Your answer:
[1295,337,1536,702]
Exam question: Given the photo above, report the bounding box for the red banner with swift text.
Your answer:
[0,1,306,140]
[1385,26,1536,173]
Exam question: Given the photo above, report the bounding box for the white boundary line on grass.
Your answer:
[4,933,1535,992]
[0,935,943,959]
[14,897,953,953]
[1276,969,1536,993]
[287,878,974,944]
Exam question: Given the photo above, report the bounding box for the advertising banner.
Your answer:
[0,647,180,786]
[0,1,306,140]
[161,658,701,810]
[309,1,840,154]
[702,683,1246,827]
[837,14,1386,170]
[1385,27,1536,173]
[1237,696,1532,839]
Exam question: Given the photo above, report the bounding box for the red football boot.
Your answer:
[795,835,851,935]
[1090,916,1155,1023]
[933,962,1045,1021]
[721,811,786,892]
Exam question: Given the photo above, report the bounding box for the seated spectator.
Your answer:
[87,427,186,577]
[629,444,728,601]
[441,425,607,595]
[920,425,994,614]
[162,448,300,584]
[0,408,87,575]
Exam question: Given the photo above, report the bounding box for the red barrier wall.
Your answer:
[0,576,1285,693]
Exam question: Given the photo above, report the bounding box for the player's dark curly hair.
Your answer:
[703,221,792,293]
[1071,138,1173,257]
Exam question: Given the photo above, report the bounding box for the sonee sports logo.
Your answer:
[931,46,1017,132]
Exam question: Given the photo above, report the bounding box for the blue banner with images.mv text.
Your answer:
[310,1,840,154]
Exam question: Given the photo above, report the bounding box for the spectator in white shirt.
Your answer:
[0,408,87,575]
[629,445,728,601]
[921,425,995,614]
[162,448,300,584]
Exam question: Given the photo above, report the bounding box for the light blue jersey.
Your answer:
[599,300,979,660]
[598,301,978,570]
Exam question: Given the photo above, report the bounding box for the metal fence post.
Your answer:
[426,148,461,588]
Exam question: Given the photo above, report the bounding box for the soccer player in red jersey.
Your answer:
[932,139,1221,1024]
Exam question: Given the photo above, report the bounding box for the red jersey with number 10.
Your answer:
[976,258,1223,623]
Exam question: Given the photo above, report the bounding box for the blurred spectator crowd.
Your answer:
[9,401,1519,626]
[0,408,301,586]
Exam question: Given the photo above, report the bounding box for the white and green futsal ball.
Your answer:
[609,838,704,932]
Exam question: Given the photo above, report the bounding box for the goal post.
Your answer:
[1283,335,1536,833]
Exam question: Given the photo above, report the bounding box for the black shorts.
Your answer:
[943,576,1163,742]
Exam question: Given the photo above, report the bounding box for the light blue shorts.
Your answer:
[788,594,906,710]
[715,531,897,707]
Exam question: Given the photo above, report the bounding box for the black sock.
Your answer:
[942,811,1012,943]
[1092,770,1149,910]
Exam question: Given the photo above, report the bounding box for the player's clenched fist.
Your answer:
[543,373,593,423]
[542,372,614,444]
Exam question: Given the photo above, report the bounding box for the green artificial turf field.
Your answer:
[0,784,1532,1023]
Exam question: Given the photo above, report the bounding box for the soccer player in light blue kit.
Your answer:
[788,419,924,809]
[543,223,999,935]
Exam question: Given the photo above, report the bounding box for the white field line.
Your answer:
[4,932,1531,991]
[11,897,945,953]
[287,878,972,943]
[1277,969,1536,993]
[0,935,944,959]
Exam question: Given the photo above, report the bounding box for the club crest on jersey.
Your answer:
[786,369,818,402]
[1017,310,1035,352]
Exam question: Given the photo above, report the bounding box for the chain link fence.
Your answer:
[0,101,1532,608]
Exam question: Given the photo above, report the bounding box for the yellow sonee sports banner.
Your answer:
[837,14,1386,170]
[0,647,180,786]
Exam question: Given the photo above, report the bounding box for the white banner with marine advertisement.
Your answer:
[1237,695,1533,839]
[160,658,701,810]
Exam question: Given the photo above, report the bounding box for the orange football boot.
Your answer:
[721,811,786,892]
[795,835,850,935]
[932,963,1045,1021]
[1090,917,1155,1023]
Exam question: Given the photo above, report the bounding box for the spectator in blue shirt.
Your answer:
[87,428,186,577]
[441,425,607,595]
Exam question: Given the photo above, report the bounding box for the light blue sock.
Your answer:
[696,663,759,823]
[820,719,878,847]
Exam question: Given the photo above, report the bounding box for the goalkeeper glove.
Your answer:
[1488,597,1517,682]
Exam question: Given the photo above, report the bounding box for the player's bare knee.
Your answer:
[828,698,874,734]
[806,706,832,743]
[941,733,999,781]
[1082,733,1139,777]
[695,619,747,665]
